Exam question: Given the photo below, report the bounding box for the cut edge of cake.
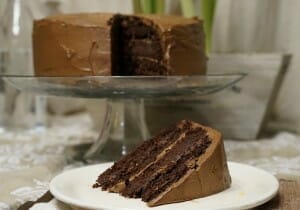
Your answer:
[93,121,187,191]
[147,125,231,206]
[94,120,231,207]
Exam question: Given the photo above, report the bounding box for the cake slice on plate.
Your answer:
[94,120,231,207]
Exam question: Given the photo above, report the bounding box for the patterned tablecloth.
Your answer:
[0,113,299,210]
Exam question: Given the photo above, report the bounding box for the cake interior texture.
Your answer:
[94,120,231,206]
[110,15,166,76]
[94,122,183,190]
[122,126,211,202]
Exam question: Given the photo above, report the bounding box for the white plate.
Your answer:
[50,162,279,210]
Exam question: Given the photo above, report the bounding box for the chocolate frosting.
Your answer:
[148,124,231,206]
[138,14,207,75]
[33,13,206,76]
[33,13,114,76]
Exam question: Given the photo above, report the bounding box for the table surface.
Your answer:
[1,114,300,210]
[255,180,300,210]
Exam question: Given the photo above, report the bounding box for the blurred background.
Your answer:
[0,0,299,138]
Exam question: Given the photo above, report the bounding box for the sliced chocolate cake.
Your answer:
[94,120,231,207]
[33,13,206,76]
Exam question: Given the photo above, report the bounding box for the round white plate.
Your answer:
[50,162,279,210]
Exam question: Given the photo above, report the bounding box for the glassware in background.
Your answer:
[0,0,9,130]
[0,0,47,130]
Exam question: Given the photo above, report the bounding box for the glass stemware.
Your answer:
[0,0,47,130]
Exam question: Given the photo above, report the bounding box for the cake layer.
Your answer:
[121,126,211,200]
[94,122,184,191]
[121,16,158,39]
[123,40,163,59]
[112,15,165,76]
[148,125,231,207]
[123,57,167,76]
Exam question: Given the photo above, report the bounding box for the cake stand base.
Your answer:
[84,99,150,161]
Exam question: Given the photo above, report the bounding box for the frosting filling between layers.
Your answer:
[109,15,168,76]
[142,135,211,202]
[121,126,212,202]
[93,120,231,207]
[93,123,184,190]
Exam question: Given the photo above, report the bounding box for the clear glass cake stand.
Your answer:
[3,74,245,161]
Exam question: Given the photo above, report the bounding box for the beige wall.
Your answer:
[273,0,300,132]
[212,0,300,132]
[32,0,182,17]
[27,0,133,19]
[56,0,133,13]
[0,0,7,17]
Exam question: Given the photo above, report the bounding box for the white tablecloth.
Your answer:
[0,113,97,210]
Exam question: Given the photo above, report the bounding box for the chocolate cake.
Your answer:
[93,120,231,207]
[33,13,206,76]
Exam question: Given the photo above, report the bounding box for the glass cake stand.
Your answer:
[3,74,245,161]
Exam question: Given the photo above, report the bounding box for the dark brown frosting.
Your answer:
[33,13,206,76]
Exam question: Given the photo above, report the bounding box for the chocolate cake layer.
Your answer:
[147,124,231,207]
[123,40,162,59]
[34,13,207,76]
[123,57,167,76]
[94,122,185,191]
[121,127,211,200]
[111,15,165,76]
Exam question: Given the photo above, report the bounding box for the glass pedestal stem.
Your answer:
[85,98,150,161]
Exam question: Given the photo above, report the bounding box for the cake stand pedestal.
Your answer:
[3,74,245,161]
[84,99,150,160]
